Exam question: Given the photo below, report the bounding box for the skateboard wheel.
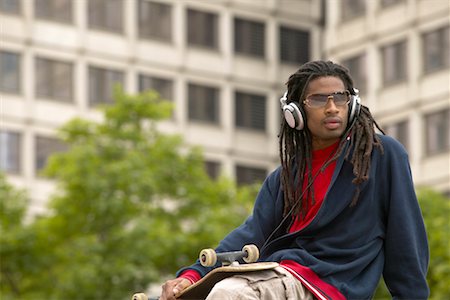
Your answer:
[199,248,217,267]
[242,244,259,263]
[132,293,147,300]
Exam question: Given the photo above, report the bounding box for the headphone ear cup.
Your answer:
[283,102,305,130]
[348,93,361,125]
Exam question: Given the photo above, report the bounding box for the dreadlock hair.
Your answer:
[279,60,384,221]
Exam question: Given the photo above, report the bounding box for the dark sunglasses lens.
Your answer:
[309,95,328,107]
[334,92,348,105]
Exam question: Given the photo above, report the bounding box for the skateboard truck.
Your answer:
[199,244,259,267]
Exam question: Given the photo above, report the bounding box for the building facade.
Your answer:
[0,0,322,214]
[0,0,449,215]
[325,0,449,193]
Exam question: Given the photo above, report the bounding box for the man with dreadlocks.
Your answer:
[160,60,429,300]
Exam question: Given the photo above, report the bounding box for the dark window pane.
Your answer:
[0,0,20,14]
[88,0,123,33]
[0,51,21,94]
[234,18,265,57]
[138,0,172,41]
[35,57,73,102]
[88,66,124,106]
[138,74,173,100]
[35,135,67,173]
[236,165,267,186]
[0,130,21,174]
[187,8,218,49]
[35,0,72,23]
[235,91,266,131]
[384,120,409,152]
[342,54,367,93]
[382,40,407,85]
[204,160,220,180]
[425,109,450,155]
[341,0,366,20]
[279,26,309,65]
[188,83,220,124]
[423,26,450,74]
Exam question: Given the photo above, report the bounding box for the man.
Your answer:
[160,60,429,299]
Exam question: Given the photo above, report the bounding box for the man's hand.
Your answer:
[160,277,192,300]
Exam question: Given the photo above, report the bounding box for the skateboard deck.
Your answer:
[176,262,279,299]
[131,245,275,300]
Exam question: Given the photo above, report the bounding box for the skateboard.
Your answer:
[132,244,278,300]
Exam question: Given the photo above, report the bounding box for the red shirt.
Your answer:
[289,141,338,232]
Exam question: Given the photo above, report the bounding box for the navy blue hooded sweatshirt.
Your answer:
[177,135,429,299]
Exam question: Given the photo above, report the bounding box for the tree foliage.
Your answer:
[373,188,450,299]
[0,88,257,299]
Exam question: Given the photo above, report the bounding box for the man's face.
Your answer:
[303,76,349,150]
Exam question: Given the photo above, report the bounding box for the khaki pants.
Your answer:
[205,266,315,300]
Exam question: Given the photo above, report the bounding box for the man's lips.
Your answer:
[323,117,343,129]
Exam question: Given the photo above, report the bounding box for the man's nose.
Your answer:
[324,96,339,111]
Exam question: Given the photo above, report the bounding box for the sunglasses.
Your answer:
[303,90,350,108]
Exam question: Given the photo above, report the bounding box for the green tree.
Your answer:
[418,189,450,300]
[0,173,30,298]
[0,88,257,299]
[374,188,450,299]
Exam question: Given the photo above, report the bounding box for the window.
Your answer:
[384,120,409,152]
[0,130,21,174]
[138,0,172,42]
[234,17,265,57]
[235,91,266,131]
[380,0,404,8]
[236,165,267,186]
[425,109,450,156]
[35,0,72,23]
[187,8,218,49]
[422,26,450,74]
[35,135,67,173]
[341,0,366,20]
[88,0,123,33]
[88,66,124,106]
[204,160,221,180]
[188,83,220,124]
[35,57,73,102]
[342,54,367,93]
[138,74,173,101]
[0,0,20,14]
[279,26,309,65]
[382,40,407,85]
[0,51,21,94]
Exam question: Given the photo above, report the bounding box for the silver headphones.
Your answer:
[280,88,361,131]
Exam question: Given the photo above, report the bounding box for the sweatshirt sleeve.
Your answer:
[176,167,283,278]
[381,136,429,299]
